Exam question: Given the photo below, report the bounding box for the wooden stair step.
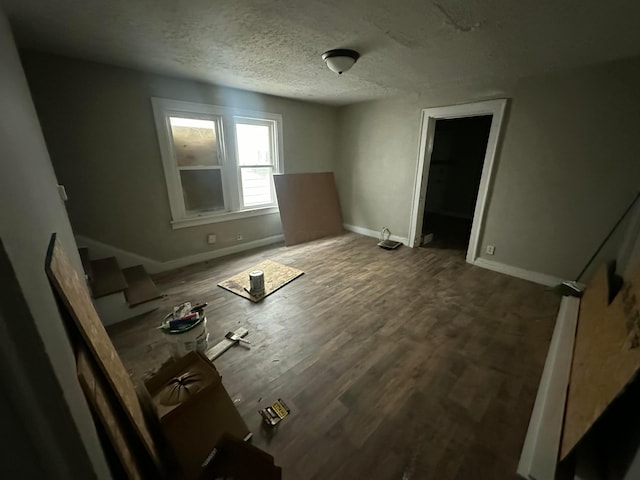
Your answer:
[122,265,163,307]
[90,257,128,298]
[78,247,92,281]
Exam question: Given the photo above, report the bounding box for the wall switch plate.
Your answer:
[57,184,68,201]
[236,233,243,241]
[486,245,496,255]
[207,234,216,245]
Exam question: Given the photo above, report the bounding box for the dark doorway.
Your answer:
[421,115,493,251]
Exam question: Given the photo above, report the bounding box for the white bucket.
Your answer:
[161,314,209,357]
[249,269,265,295]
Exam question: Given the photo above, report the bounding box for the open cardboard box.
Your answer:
[144,351,250,479]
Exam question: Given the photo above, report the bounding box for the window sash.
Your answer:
[152,98,283,226]
[239,165,275,208]
[234,117,278,209]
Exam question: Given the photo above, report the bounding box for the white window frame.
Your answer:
[151,98,283,229]
[233,116,279,210]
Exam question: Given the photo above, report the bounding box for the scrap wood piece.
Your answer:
[44,234,162,474]
[273,172,343,246]
[217,259,303,303]
[206,327,249,362]
[561,263,640,459]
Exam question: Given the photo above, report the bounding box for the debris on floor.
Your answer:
[206,327,250,362]
[377,226,402,250]
[259,398,291,427]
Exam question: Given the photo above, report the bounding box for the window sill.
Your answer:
[170,206,280,229]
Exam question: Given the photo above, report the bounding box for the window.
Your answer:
[151,98,283,229]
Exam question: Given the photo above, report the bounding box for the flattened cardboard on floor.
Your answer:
[274,172,343,246]
[145,351,250,480]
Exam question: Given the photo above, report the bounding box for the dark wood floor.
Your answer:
[108,232,559,480]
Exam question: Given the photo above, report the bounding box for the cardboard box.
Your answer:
[144,351,250,479]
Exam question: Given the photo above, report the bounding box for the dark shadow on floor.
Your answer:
[421,213,471,252]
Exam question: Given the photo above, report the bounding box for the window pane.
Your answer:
[240,167,272,207]
[179,169,225,213]
[236,123,271,165]
[170,117,220,167]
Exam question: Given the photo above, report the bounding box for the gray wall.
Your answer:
[0,10,110,479]
[336,56,640,280]
[335,95,423,235]
[22,52,338,262]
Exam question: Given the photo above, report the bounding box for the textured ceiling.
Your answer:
[4,0,640,105]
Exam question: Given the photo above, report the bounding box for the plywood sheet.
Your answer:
[44,234,162,473]
[217,259,304,302]
[274,172,343,246]
[561,263,640,459]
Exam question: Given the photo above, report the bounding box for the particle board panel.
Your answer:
[217,259,304,302]
[518,296,580,480]
[273,172,343,246]
[561,263,640,459]
[44,234,162,475]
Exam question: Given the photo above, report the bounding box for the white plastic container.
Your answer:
[249,269,265,294]
[161,314,209,357]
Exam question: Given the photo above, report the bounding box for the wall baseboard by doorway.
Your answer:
[473,257,566,286]
[343,224,409,245]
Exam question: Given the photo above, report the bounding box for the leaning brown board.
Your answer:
[77,346,147,479]
[560,263,640,459]
[45,234,163,474]
[273,172,343,246]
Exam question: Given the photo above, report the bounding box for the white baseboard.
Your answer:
[343,224,409,245]
[472,257,566,287]
[518,296,580,480]
[76,234,284,274]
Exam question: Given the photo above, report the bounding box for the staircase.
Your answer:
[79,247,164,326]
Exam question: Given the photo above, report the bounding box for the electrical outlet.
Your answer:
[207,234,216,245]
[236,233,243,241]
[486,245,496,255]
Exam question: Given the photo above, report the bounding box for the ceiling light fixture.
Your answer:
[322,49,360,75]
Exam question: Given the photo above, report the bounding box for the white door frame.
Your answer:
[408,99,508,263]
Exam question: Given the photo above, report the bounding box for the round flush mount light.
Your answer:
[322,49,360,74]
